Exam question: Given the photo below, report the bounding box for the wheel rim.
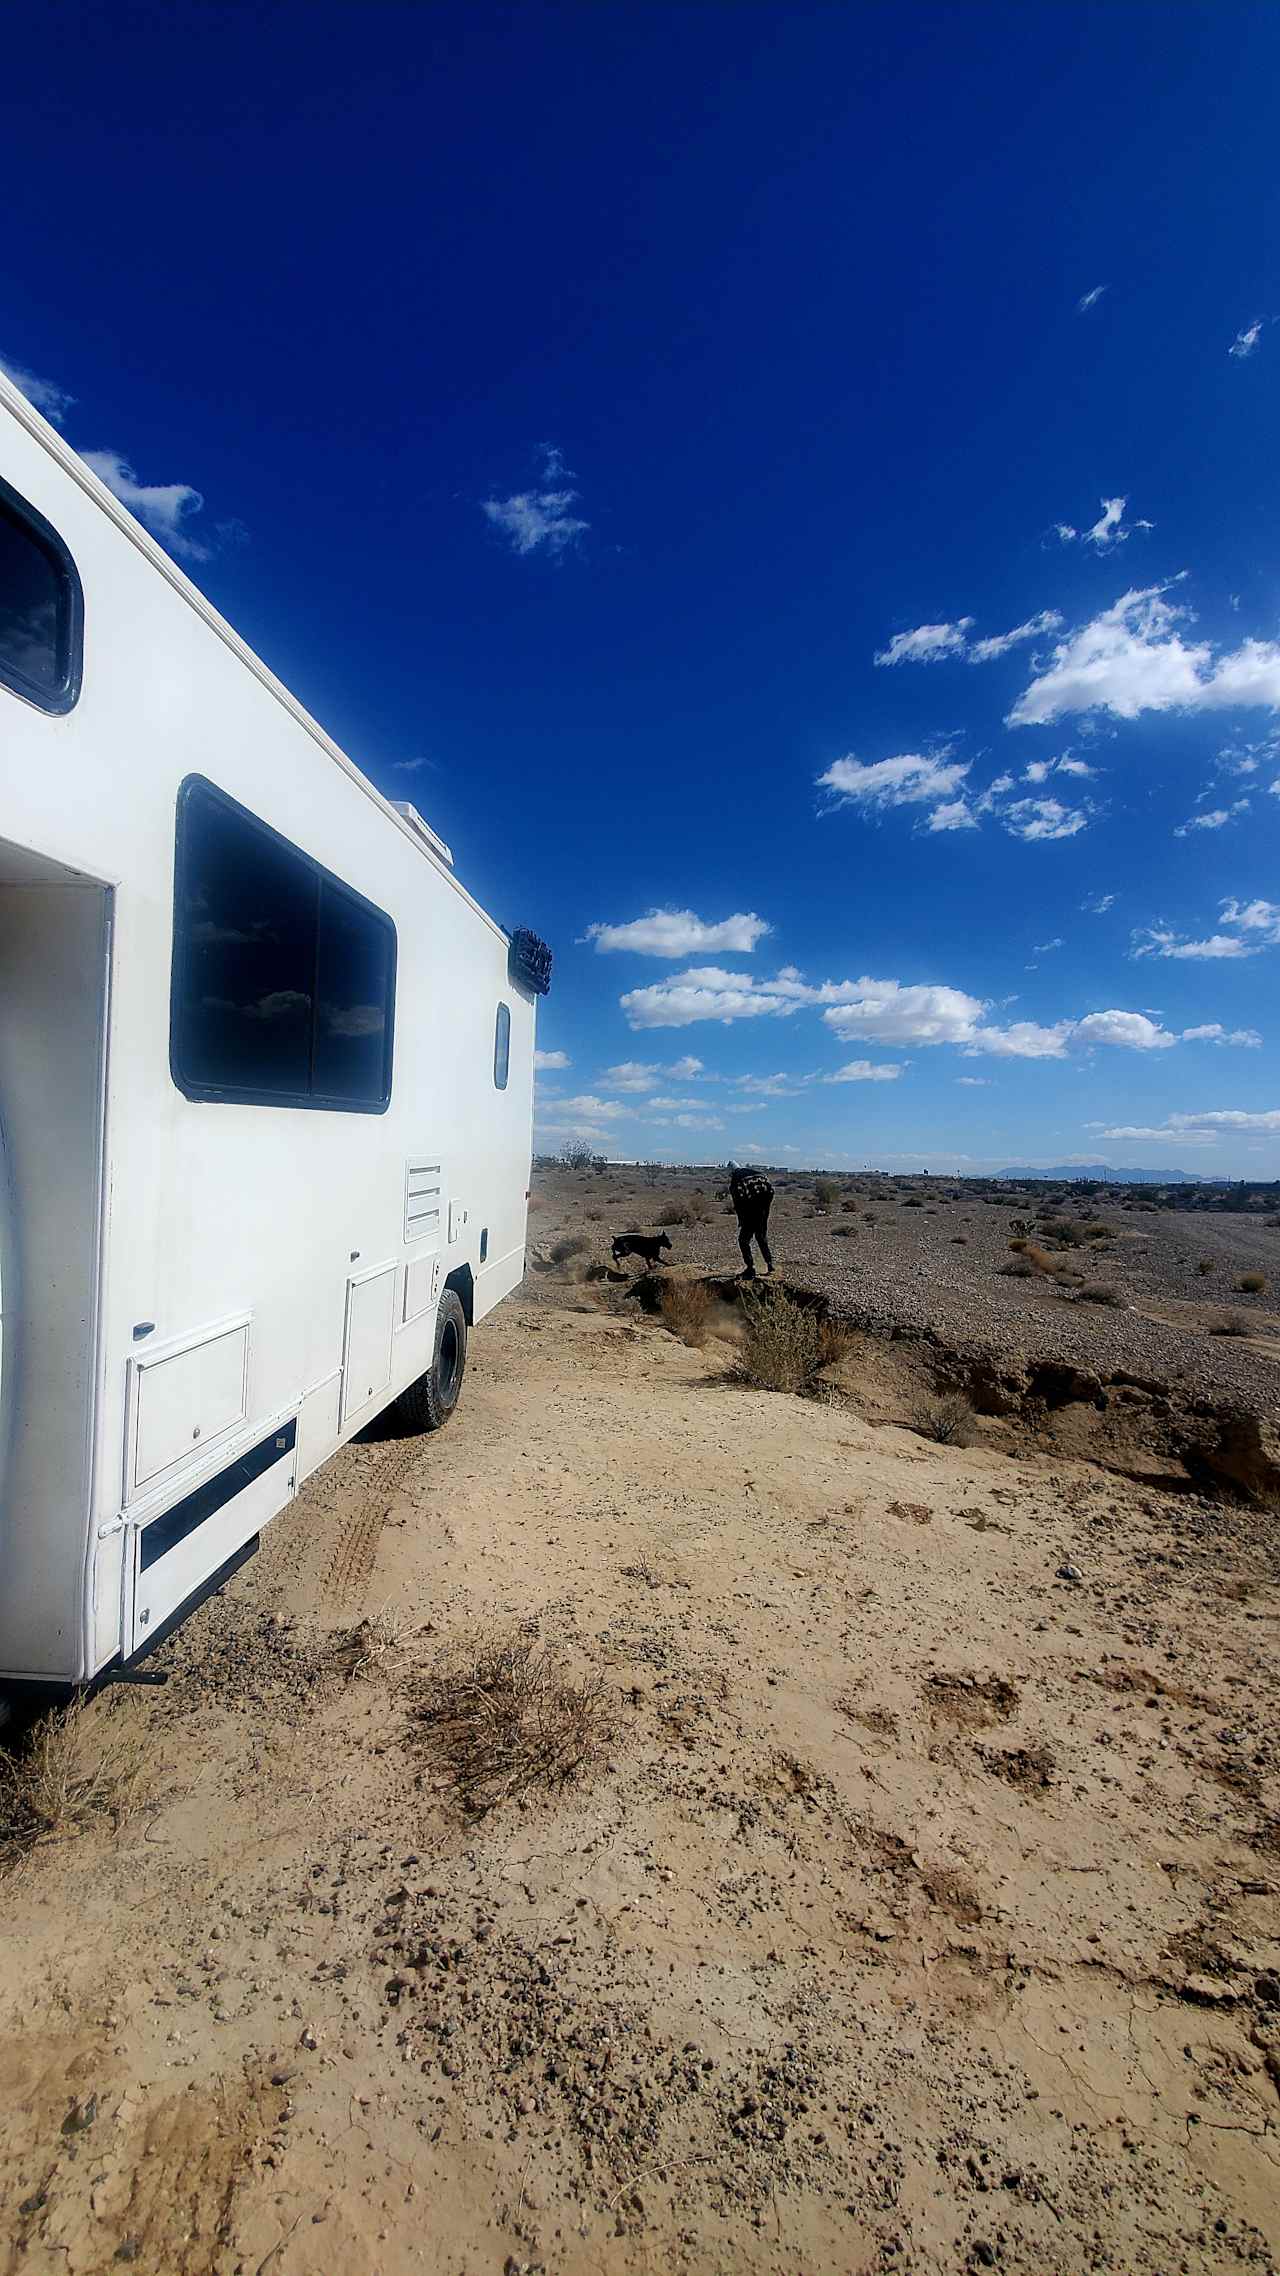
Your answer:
[438,1317,461,1402]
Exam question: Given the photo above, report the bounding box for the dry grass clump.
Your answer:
[549,1233,590,1266]
[1197,1257,1215,1275]
[1237,1272,1267,1295]
[660,1277,713,1347]
[812,1177,840,1213]
[0,1697,148,1867]
[1214,1310,1253,1338]
[830,1222,857,1238]
[914,1392,974,1446]
[840,1195,859,1212]
[412,1632,615,1817]
[999,1256,1035,1279]
[733,1285,849,1394]
[1078,1283,1123,1307]
[685,1189,715,1223]
[656,1202,690,1227]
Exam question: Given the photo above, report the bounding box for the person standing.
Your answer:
[727,1162,775,1278]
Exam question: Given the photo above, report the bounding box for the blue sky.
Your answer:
[3,2,1279,1174]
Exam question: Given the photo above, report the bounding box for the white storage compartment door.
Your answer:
[341,1262,397,1428]
[126,1317,251,1502]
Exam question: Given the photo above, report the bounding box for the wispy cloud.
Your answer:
[1077,285,1108,314]
[1008,583,1280,727]
[987,793,1093,841]
[604,1060,660,1092]
[1054,497,1152,550]
[586,909,770,957]
[874,619,972,666]
[823,1059,903,1082]
[1103,1107,1280,1140]
[80,449,212,560]
[818,750,970,816]
[1134,897,1280,960]
[1229,320,1263,361]
[482,443,587,558]
[1181,1024,1262,1048]
[0,350,74,425]
[1081,891,1116,914]
[1033,937,1064,955]
[1173,798,1250,837]
[968,610,1064,662]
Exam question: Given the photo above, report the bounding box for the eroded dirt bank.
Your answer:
[1,1294,1278,2275]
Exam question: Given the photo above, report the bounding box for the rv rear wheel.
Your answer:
[398,1288,467,1432]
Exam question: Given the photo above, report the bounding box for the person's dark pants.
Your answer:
[737,1200,773,1276]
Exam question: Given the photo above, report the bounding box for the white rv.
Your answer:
[0,370,548,1691]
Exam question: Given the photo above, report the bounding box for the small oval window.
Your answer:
[494,1001,511,1091]
[0,476,83,714]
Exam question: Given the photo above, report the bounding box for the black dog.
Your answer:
[611,1231,672,1270]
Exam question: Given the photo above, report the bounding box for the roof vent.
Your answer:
[391,800,453,867]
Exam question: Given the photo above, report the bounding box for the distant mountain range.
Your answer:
[995,1164,1210,1185]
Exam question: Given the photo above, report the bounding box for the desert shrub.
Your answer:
[915,1393,973,1446]
[733,1286,849,1394]
[685,1189,715,1223]
[1214,1311,1253,1338]
[999,1257,1035,1279]
[1,1698,147,1866]
[656,1203,690,1227]
[863,1212,878,1224]
[841,1196,859,1212]
[559,1139,594,1169]
[902,1197,924,1209]
[1079,1283,1123,1307]
[830,1223,856,1238]
[1041,1218,1088,1248]
[549,1234,590,1266]
[1008,1236,1028,1253]
[1082,1221,1110,1241]
[1237,1272,1267,1294]
[412,1633,615,1817]
[812,1177,840,1213]
[1008,1217,1031,1238]
[1024,1244,1067,1277]
[1197,1257,1214,1275]
[660,1278,713,1347]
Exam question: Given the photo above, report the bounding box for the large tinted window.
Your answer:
[0,477,83,714]
[494,1002,511,1091]
[172,777,395,1111]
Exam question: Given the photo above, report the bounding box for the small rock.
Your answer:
[1255,1971,1280,2007]
[61,2095,97,2135]
[299,2027,318,2051]
[1180,1975,1236,2006]
[1056,1564,1083,1584]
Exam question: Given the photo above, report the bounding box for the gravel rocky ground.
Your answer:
[0,1234,1277,2275]
[529,1164,1280,1416]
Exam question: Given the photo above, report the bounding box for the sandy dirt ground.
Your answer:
[2,1284,1279,2275]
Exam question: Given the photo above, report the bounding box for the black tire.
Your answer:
[396,1288,467,1432]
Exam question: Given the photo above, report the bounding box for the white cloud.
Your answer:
[622,967,804,1029]
[669,1055,703,1078]
[1077,285,1108,313]
[1181,1024,1262,1047]
[1104,1107,1280,1139]
[925,798,978,833]
[604,1060,660,1092]
[1071,1010,1176,1051]
[586,909,770,957]
[967,1020,1073,1059]
[824,1059,903,1083]
[673,1113,723,1130]
[557,1094,625,1119]
[999,795,1091,841]
[482,445,587,557]
[1174,799,1250,836]
[1221,896,1280,941]
[647,1094,701,1108]
[818,752,970,821]
[81,449,211,560]
[1134,897,1280,960]
[957,1075,990,1086]
[0,351,74,425]
[823,979,986,1049]
[1033,937,1063,955]
[1056,498,1150,551]
[735,1072,800,1094]
[968,610,1064,663]
[875,618,972,666]
[1230,321,1263,361]
[1010,583,1280,727]
[1081,892,1116,914]
[534,1049,570,1070]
